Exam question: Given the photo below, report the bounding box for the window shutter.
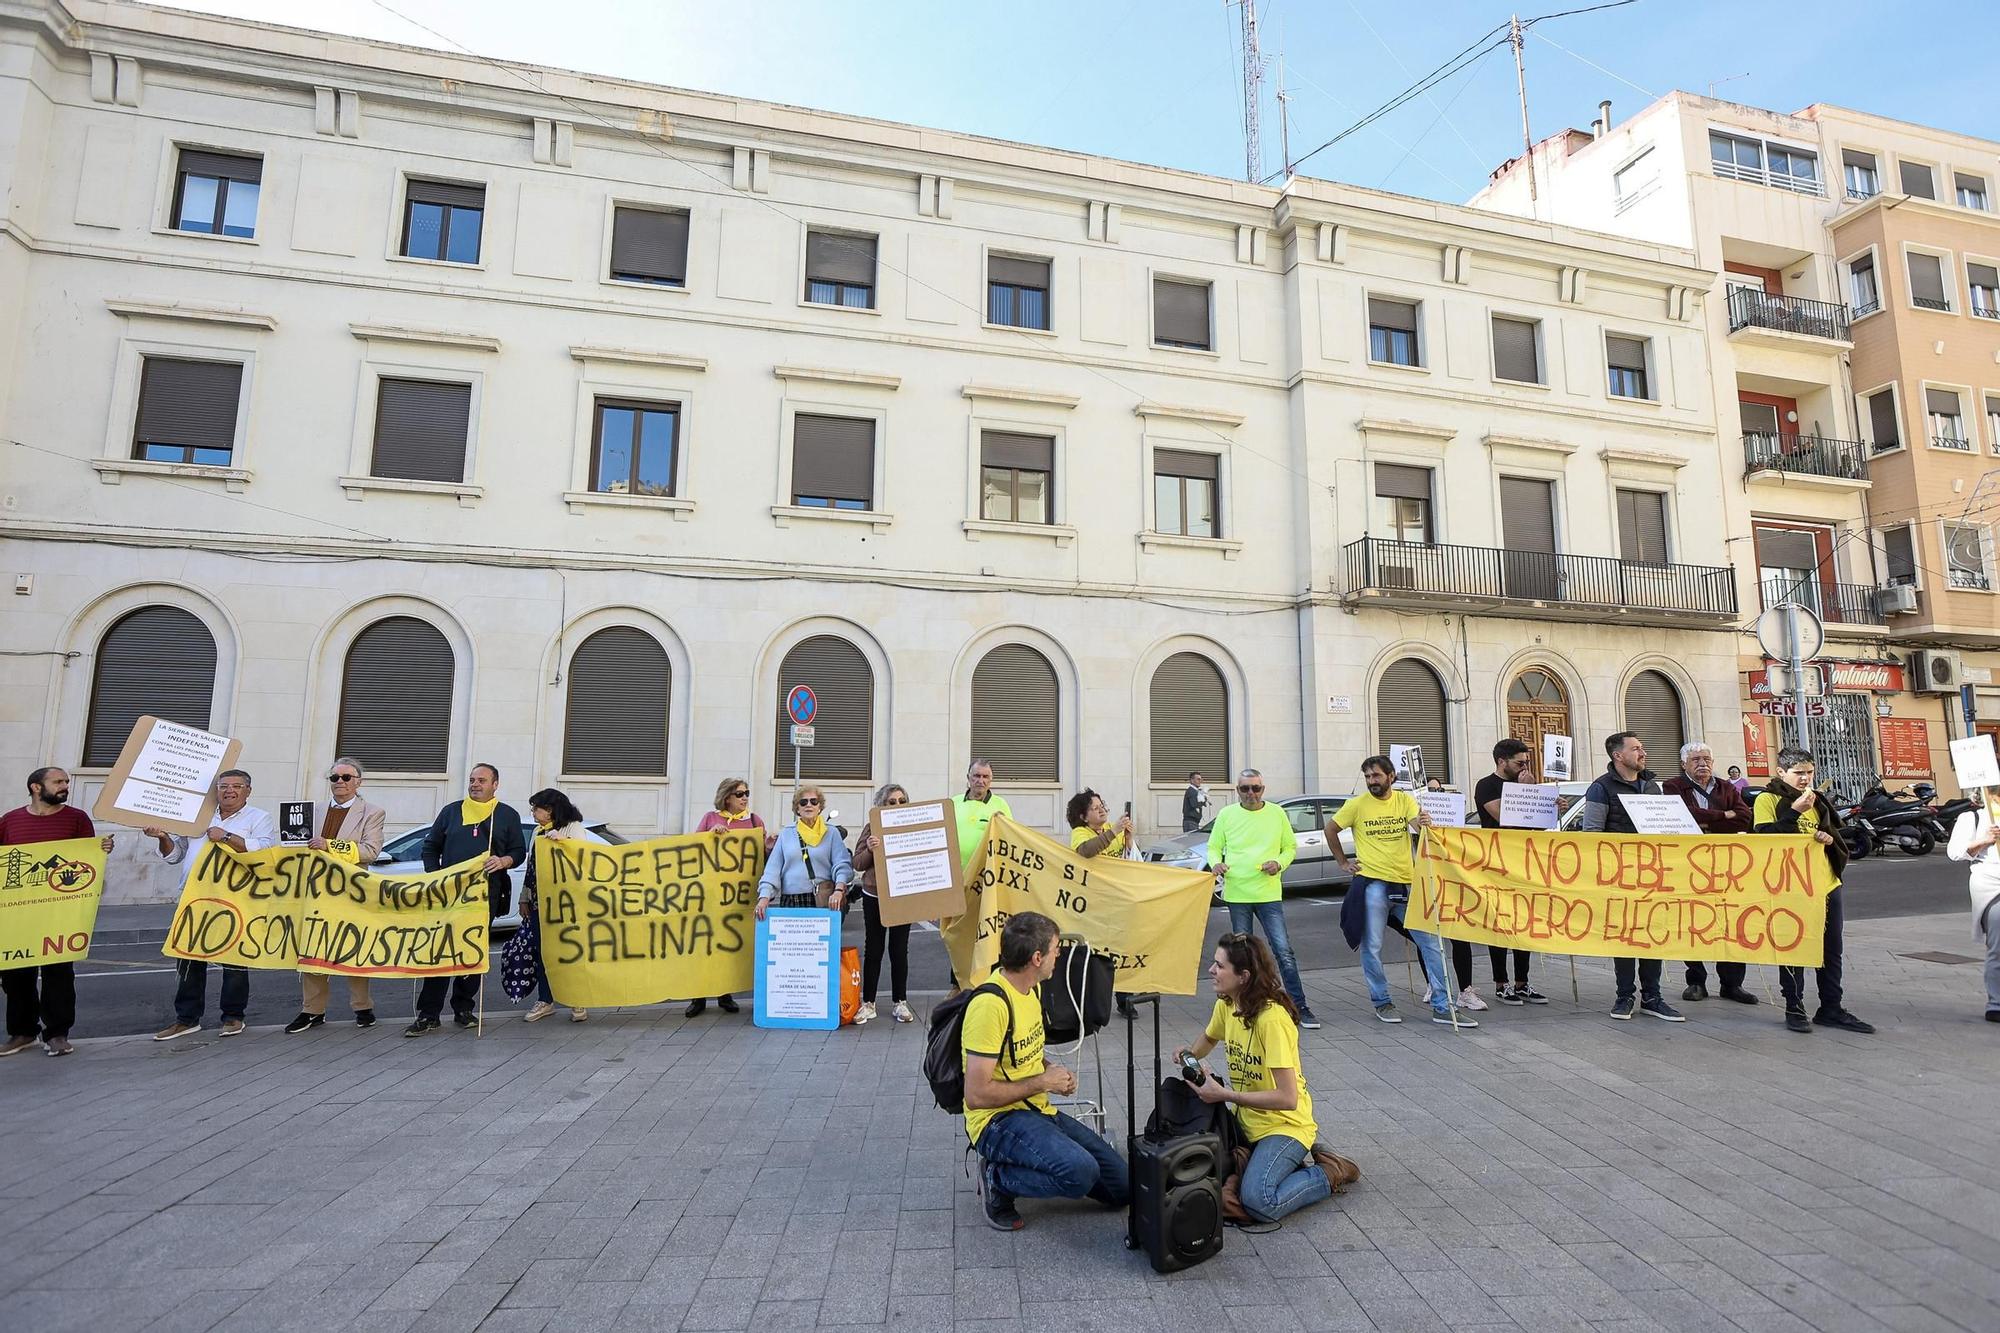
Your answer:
[1755,526,1818,572]
[1851,252,1874,281]
[1491,316,1539,382]
[407,178,485,209]
[1373,464,1432,502]
[1153,448,1218,481]
[133,358,242,456]
[1908,253,1947,304]
[1498,476,1556,553]
[1841,148,1875,171]
[1926,387,1961,417]
[1616,489,1668,565]
[1868,390,1901,447]
[1367,297,1418,333]
[989,254,1050,288]
[82,607,217,767]
[563,627,670,776]
[337,616,454,773]
[1149,653,1227,783]
[791,414,874,505]
[371,379,471,483]
[1969,263,1999,290]
[178,149,261,182]
[1153,279,1211,347]
[1899,161,1935,198]
[1884,527,1916,582]
[1606,335,1648,371]
[805,231,877,286]
[772,636,873,780]
[1623,670,1685,759]
[1375,658,1449,778]
[610,207,689,283]
[971,645,1059,782]
[980,430,1054,471]
[1955,173,1985,198]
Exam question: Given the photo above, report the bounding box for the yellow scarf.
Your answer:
[461,797,499,827]
[718,809,755,825]
[795,816,828,848]
[535,820,553,834]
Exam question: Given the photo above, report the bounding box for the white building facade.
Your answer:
[2,1,1736,900]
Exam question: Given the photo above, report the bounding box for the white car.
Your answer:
[373,821,623,932]
[1141,795,1361,895]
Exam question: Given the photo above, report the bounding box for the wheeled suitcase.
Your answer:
[1122,995,1223,1273]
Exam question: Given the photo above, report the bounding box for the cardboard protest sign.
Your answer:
[754,908,841,1030]
[92,715,240,836]
[1415,828,1831,966]
[164,843,488,975]
[0,837,108,966]
[536,830,762,1007]
[962,815,1210,994]
[1414,790,1467,828]
[868,798,963,926]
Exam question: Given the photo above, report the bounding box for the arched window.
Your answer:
[971,644,1059,783]
[564,626,670,776]
[83,606,217,766]
[1150,653,1227,783]
[772,635,873,781]
[1377,658,1450,779]
[1507,668,1571,782]
[1623,669,1686,760]
[337,616,454,773]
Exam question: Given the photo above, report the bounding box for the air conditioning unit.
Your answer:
[1912,648,1963,693]
[1878,584,1920,615]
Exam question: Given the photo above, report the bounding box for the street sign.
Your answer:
[1757,698,1828,718]
[1754,602,1824,664]
[790,724,816,748]
[785,685,817,727]
[1762,664,1826,697]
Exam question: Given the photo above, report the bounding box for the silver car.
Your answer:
[1142,795,1362,894]
[374,821,625,932]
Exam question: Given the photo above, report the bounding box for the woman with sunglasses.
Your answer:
[848,783,915,1024]
[687,777,771,1017]
[756,785,855,918]
[521,787,593,1024]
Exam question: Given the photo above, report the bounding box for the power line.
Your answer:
[1342,0,1494,173]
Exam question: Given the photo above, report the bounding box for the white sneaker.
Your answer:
[1458,987,1489,1012]
[855,1001,877,1025]
[522,1002,557,1023]
[892,1001,915,1024]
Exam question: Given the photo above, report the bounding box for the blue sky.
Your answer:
[164,0,2000,202]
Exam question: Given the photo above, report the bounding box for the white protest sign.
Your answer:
[1388,744,1425,790]
[1414,790,1467,828]
[1499,782,1559,830]
[761,913,834,1021]
[1618,794,1702,835]
[1542,734,1572,781]
[1950,735,2000,790]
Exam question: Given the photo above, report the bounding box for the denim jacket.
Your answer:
[757,824,855,901]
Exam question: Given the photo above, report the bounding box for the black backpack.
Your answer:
[1039,944,1116,1045]
[922,981,1012,1114]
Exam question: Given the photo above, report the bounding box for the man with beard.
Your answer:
[1329,756,1465,1027]
[1473,738,1546,1005]
[0,767,115,1056]
[405,763,524,1036]
[1580,732,1684,1023]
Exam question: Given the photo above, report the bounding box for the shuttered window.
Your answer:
[1368,297,1420,366]
[609,207,689,286]
[82,607,217,767]
[132,357,243,466]
[1883,526,1916,584]
[1376,658,1449,779]
[1968,263,1999,314]
[337,616,454,773]
[371,378,472,483]
[1622,670,1685,760]
[1866,389,1901,449]
[1491,316,1540,383]
[1150,653,1227,783]
[1755,526,1819,572]
[1498,476,1556,553]
[402,179,484,263]
[988,254,1051,330]
[563,627,670,776]
[1153,278,1212,350]
[172,149,261,237]
[1153,448,1220,538]
[1899,160,1936,199]
[1907,252,1948,307]
[772,636,873,780]
[1606,335,1650,398]
[1615,488,1669,565]
[805,231,877,308]
[980,431,1054,524]
[971,644,1058,782]
[791,414,875,509]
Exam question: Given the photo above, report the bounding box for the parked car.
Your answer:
[374,822,627,932]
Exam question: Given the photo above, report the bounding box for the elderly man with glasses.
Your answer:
[1208,768,1319,1029]
[283,758,387,1033]
[1663,741,1759,1005]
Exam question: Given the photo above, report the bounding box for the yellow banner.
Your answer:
[1415,828,1830,967]
[537,831,762,1007]
[164,842,490,975]
[0,837,108,966]
[964,815,1212,995]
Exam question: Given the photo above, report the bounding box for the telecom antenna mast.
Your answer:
[1234,0,1263,182]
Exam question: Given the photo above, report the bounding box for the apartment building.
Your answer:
[0,0,1734,901]
[1473,92,2000,795]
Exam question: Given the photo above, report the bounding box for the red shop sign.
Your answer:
[1749,660,1907,696]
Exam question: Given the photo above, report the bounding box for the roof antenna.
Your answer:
[1230,0,1264,184]
[1707,72,1751,99]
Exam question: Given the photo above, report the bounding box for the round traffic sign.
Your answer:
[786,685,818,726]
[1754,602,1824,665]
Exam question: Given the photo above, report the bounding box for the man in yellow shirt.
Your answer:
[961,911,1129,1231]
[1207,769,1317,1029]
[944,758,1012,986]
[1329,755,1468,1028]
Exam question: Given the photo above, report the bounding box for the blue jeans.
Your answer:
[1239,1133,1330,1223]
[173,959,248,1024]
[1226,900,1310,1014]
[977,1109,1131,1205]
[1358,878,1447,1014]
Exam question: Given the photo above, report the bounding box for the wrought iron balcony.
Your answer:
[1759,578,1886,627]
[1726,287,1850,341]
[1933,433,1975,453]
[1342,538,1738,621]
[1913,296,1953,312]
[1743,433,1869,482]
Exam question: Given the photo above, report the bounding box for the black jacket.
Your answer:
[1580,764,1661,835]
[1752,778,1849,880]
[422,800,526,919]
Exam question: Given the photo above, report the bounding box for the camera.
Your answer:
[1178,1053,1206,1086]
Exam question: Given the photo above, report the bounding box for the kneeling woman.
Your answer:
[1177,932,1330,1224]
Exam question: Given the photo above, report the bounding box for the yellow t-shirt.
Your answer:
[960,973,1050,1146]
[955,794,1013,872]
[1334,789,1420,883]
[1069,825,1126,856]
[1203,999,1317,1148]
[1753,790,1843,890]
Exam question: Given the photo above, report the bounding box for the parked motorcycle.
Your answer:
[1853,782,1939,856]
[1912,782,1975,844]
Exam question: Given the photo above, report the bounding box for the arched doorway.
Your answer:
[1506,669,1570,782]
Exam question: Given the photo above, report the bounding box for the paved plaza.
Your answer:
[2,909,1997,1333]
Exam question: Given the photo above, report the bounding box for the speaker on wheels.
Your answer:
[1127,1131,1223,1273]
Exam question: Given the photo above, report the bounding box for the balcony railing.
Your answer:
[1713,160,1823,196]
[1726,287,1851,341]
[1933,433,1974,453]
[1759,577,1886,626]
[1973,304,2000,321]
[1913,296,1953,312]
[1343,538,1738,616]
[1949,567,1993,591]
[1742,433,1869,481]
[1846,184,1879,202]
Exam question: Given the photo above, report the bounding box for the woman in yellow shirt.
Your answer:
[1065,789,1136,859]
[1174,933,1331,1224]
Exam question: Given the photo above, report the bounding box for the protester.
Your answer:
[1210,768,1318,1028]
[0,767,114,1057]
[944,759,1011,987]
[1580,733,1683,1022]
[687,777,769,1017]
[1471,739,1545,1005]
[1066,789,1136,859]
[1330,756,1467,1028]
[404,764,525,1037]
[145,769,273,1040]
[1175,932,1332,1224]
[849,782,914,1025]
[521,787,596,1024]
[1946,791,2000,1023]
[756,785,854,918]
[1727,764,1750,796]
[284,757,386,1032]
[1182,771,1210,832]
[963,911,1129,1231]
[1664,741,1758,1005]
[1753,747,1872,1035]
[1424,776,1445,793]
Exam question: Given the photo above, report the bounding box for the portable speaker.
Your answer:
[1127,1131,1223,1273]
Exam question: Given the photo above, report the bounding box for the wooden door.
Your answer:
[1506,669,1571,782]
